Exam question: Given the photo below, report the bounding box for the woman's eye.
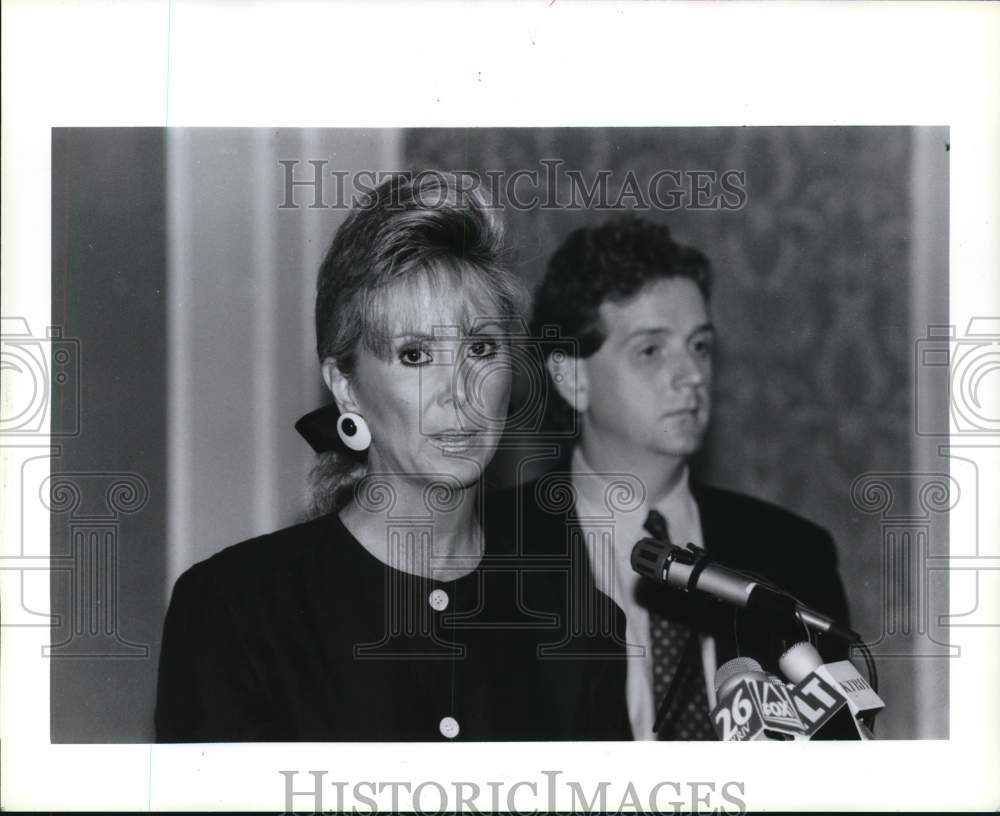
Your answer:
[399,347,431,366]
[638,344,660,358]
[467,339,500,358]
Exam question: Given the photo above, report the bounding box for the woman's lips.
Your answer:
[428,431,479,451]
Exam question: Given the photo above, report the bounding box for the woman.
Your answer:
[155,172,630,741]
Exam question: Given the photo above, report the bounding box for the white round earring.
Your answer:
[336,412,371,452]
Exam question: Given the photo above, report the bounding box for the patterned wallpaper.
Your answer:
[403,127,948,738]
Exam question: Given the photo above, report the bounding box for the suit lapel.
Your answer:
[690,479,730,561]
[688,479,743,665]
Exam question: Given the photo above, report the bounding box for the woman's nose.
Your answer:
[437,362,470,408]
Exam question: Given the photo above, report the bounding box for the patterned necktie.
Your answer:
[644,510,716,740]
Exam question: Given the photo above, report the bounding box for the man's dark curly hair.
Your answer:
[531,215,712,431]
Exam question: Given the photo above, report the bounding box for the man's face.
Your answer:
[579,277,714,464]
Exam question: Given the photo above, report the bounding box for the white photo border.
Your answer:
[2,0,998,811]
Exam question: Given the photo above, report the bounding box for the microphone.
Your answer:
[778,640,824,682]
[631,535,859,642]
[779,642,882,740]
[712,649,882,741]
[815,661,884,722]
[711,657,770,740]
[710,657,805,741]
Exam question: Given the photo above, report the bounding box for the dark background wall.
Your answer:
[50,128,168,741]
[403,128,919,504]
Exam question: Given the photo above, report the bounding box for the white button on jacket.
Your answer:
[439,716,459,739]
[428,588,449,611]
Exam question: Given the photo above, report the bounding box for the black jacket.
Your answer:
[155,508,631,742]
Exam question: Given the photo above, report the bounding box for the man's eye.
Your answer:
[639,344,660,358]
[399,347,432,366]
[691,336,714,356]
[467,339,500,358]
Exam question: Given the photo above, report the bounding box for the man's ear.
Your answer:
[321,358,360,415]
[545,352,589,413]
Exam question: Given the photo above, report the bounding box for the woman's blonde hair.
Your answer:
[309,171,525,515]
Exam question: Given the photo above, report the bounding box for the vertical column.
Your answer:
[850,472,958,657]
[535,470,643,657]
[45,473,149,657]
[352,476,463,660]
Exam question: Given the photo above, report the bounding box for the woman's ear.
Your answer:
[545,352,589,413]
[321,358,360,415]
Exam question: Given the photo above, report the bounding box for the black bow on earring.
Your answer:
[294,403,347,453]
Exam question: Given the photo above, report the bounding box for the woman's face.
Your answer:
[343,274,513,490]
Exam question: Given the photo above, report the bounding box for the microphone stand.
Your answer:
[638,519,881,737]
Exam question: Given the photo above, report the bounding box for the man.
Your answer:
[515,215,850,740]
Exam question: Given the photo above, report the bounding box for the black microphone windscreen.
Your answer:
[631,537,668,582]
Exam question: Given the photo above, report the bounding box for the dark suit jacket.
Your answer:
[492,470,851,737]
[688,480,850,666]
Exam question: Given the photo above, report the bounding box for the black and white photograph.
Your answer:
[3,2,999,813]
[46,125,950,747]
